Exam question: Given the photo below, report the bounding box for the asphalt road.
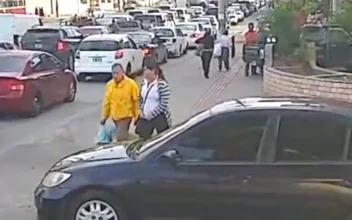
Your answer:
[0,13,264,220]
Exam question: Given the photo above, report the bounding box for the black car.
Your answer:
[127,31,168,65]
[301,24,352,71]
[21,26,84,70]
[35,97,352,220]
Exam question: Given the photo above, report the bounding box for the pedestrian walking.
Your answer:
[195,29,214,79]
[215,30,231,72]
[100,63,139,142]
[135,63,172,140]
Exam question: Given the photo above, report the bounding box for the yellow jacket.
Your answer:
[102,77,139,120]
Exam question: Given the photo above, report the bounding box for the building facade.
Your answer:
[0,0,26,14]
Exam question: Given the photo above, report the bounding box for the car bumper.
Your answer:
[35,185,72,220]
[187,38,198,48]
[0,95,32,113]
[75,63,113,76]
[166,44,179,55]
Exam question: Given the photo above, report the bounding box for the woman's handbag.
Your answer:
[135,84,155,135]
[213,43,222,58]
[195,44,204,56]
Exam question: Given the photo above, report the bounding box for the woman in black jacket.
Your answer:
[195,29,214,79]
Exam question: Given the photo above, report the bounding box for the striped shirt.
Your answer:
[139,79,172,126]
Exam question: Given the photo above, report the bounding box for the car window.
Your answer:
[30,56,47,72]
[79,40,122,51]
[6,43,14,50]
[329,30,351,42]
[152,29,175,37]
[22,29,61,42]
[40,54,61,70]
[0,43,6,49]
[123,39,131,48]
[172,113,268,162]
[176,24,197,31]
[134,15,156,23]
[176,29,183,36]
[0,56,26,73]
[80,28,103,36]
[128,33,152,45]
[199,24,204,31]
[275,112,347,162]
[128,37,138,49]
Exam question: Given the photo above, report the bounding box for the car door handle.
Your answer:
[242,175,252,184]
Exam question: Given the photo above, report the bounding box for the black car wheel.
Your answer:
[77,74,86,82]
[64,81,76,103]
[163,51,168,63]
[183,44,188,54]
[126,63,131,75]
[66,190,129,220]
[28,93,42,117]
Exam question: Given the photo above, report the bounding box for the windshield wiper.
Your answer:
[126,139,144,159]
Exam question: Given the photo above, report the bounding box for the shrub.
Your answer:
[333,1,352,33]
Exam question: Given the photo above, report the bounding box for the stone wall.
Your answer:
[263,44,352,103]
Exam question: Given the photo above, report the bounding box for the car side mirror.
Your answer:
[159,150,182,165]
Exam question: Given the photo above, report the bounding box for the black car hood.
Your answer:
[52,144,130,170]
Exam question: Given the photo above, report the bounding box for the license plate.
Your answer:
[251,61,257,65]
[34,43,43,49]
[92,57,102,62]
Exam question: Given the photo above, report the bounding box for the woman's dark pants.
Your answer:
[201,51,213,77]
[138,114,169,140]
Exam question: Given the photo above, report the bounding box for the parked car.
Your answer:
[190,18,214,35]
[133,14,161,30]
[205,6,218,18]
[301,24,352,71]
[74,34,144,81]
[150,27,188,57]
[127,31,168,65]
[79,25,110,37]
[21,26,84,70]
[0,50,76,116]
[227,14,239,26]
[176,22,205,48]
[0,41,19,50]
[199,15,219,34]
[35,97,352,220]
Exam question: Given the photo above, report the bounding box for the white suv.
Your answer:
[74,34,144,81]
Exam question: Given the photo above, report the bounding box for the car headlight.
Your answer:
[41,172,71,188]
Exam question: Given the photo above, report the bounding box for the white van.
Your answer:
[172,8,191,22]
[148,13,175,27]
[0,14,41,45]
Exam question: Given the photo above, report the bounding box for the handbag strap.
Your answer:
[142,83,155,111]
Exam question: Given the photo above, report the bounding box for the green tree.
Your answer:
[333,1,352,33]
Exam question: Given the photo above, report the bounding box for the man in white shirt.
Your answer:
[216,30,232,71]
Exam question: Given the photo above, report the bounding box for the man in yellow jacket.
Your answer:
[100,63,139,142]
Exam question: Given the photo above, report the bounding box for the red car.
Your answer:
[0,50,77,117]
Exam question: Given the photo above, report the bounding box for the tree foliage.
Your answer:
[333,1,352,33]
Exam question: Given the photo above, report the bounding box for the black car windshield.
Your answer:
[79,40,122,51]
[137,110,211,157]
[152,28,174,37]
[176,24,197,31]
[22,29,60,41]
[0,57,26,73]
[129,33,152,45]
[129,11,143,16]
[135,15,156,23]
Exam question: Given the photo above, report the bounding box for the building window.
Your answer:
[13,0,19,6]
[90,0,99,6]
[81,0,88,3]
[7,0,14,7]
[19,0,24,6]
[101,0,105,3]
[107,0,111,3]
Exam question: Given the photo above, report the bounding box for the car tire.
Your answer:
[77,74,86,82]
[66,190,129,220]
[183,44,188,54]
[28,93,42,117]
[163,52,168,63]
[126,63,131,76]
[64,81,76,103]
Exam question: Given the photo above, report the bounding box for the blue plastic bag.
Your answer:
[95,123,116,144]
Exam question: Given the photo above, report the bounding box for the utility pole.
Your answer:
[218,0,227,34]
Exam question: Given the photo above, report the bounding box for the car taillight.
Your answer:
[115,50,124,59]
[172,38,177,43]
[143,48,151,55]
[0,79,24,97]
[190,33,200,38]
[75,50,80,59]
[57,41,67,51]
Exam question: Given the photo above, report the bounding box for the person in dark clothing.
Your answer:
[35,7,38,15]
[195,29,214,79]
